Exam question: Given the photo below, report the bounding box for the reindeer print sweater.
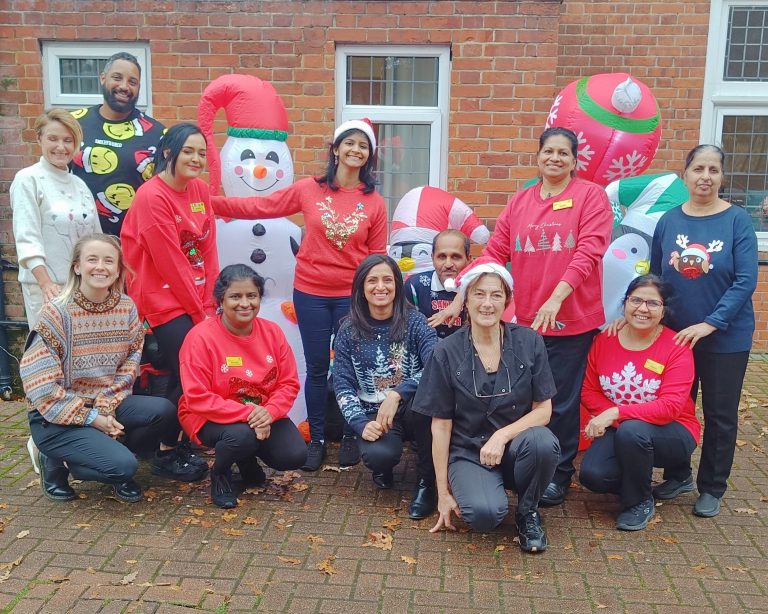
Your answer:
[650,205,757,353]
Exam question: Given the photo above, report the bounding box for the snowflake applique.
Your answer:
[175,214,182,223]
[599,361,661,405]
[418,274,431,287]
[575,131,595,172]
[545,94,563,129]
[245,369,253,377]
[266,355,274,364]
[220,364,229,373]
[602,151,648,182]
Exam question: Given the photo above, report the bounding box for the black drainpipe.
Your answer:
[0,253,28,401]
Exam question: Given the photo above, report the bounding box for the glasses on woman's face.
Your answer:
[626,296,664,310]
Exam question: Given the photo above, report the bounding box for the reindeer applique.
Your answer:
[669,235,724,279]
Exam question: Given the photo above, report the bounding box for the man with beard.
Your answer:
[71,52,165,236]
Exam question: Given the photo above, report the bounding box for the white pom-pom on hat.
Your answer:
[452,262,513,297]
[334,118,377,153]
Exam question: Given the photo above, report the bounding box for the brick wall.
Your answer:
[1,0,764,350]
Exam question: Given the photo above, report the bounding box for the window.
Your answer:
[701,1,768,249]
[42,42,152,112]
[335,45,451,219]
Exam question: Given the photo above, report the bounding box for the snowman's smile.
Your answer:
[238,176,280,192]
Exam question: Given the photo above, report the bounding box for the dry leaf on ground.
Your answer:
[607,555,623,560]
[117,571,138,585]
[189,508,205,517]
[15,530,29,539]
[661,536,680,544]
[734,508,758,515]
[278,556,302,565]
[321,465,342,473]
[317,556,337,575]
[221,510,238,522]
[363,531,393,550]
[307,535,325,545]
[735,439,747,447]
[243,517,259,525]
[383,518,401,532]
[401,556,417,567]
[221,528,245,537]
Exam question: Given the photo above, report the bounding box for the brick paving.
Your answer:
[0,360,766,613]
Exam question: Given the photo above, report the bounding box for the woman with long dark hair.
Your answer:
[333,255,438,519]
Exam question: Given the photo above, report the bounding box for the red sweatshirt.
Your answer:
[476,178,612,335]
[212,177,387,297]
[580,327,701,444]
[178,316,300,445]
[122,175,266,327]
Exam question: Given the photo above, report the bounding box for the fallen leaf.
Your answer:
[383,518,401,532]
[0,557,23,572]
[596,604,609,610]
[317,556,336,575]
[321,465,342,473]
[0,504,8,509]
[118,571,138,585]
[221,510,238,522]
[466,543,478,552]
[143,489,158,501]
[363,532,393,551]
[189,508,205,517]
[510,574,524,581]
[75,524,91,529]
[692,564,710,572]
[278,556,302,565]
[563,544,574,550]
[16,530,29,539]
[307,535,325,544]
[243,517,259,525]
[648,515,662,526]
[200,520,214,528]
[760,496,768,503]
[291,483,309,492]
[21,479,39,491]
[125,560,138,565]
[401,555,417,567]
[275,516,297,530]
[49,576,69,584]
[734,508,758,515]
[592,532,605,538]
[726,566,749,573]
[86,567,96,574]
[607,555,623,560]
[735,439,747,447]
[221,528,244,537]
[493,545,506,556]
[661,536,679,544]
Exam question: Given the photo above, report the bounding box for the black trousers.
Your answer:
[197,418,307,475]
[579,420,697,507]
[358,405,435,484]
[152,314,194,446]
[692,349,750,498]
[449,426,560,531]
[29,395,176,485]
[543,329,598,487]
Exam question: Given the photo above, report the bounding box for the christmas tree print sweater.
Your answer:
[333,309,437,435]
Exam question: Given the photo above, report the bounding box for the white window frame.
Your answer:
[700,0,768,250]
[334,44,451,191]
[42,41,152,112]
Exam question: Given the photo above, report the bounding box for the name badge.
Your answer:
[190,201,206,213]
[226,356,243,367]
[552,199,573,211]
[644,359,664,374]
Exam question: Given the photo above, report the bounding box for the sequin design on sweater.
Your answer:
[315,195,367,250]
[179,218,211,285]
[599,361,661,405]
[227,369,278,406]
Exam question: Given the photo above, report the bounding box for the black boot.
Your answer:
[38,452,76,502]
[408,478,437,519]
[211,469,237,509]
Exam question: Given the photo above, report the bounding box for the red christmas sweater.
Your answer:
[212,177,387,297]
[122,175,264,326]
[178,316,299,445]
[580,327,701,444]
[476,178,612,335]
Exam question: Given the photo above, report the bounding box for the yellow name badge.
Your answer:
[552,198,573,211]
[226,356,243,367]
[644,359,664,374]
[190,201,206,213]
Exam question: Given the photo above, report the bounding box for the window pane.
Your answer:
[721,114,768,232]
[59,56,107,95]
[724,6,768,82]
[345,55,438,106]
[374,123,431,218]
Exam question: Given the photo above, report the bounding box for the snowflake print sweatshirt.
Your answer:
[333,309,437,435]
[580,327,701,443]
[212,177,387,297]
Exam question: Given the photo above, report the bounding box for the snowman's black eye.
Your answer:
[266,151,279,163]
[241,149,256,161]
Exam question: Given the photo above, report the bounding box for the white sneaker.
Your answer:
[27,437,40,474]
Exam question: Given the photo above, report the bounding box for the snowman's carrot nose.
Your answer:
[253,165,268,179]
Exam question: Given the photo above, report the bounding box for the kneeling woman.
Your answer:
[178,265,307,508]
[21,234,177,503]
[579,275,700,531]
[333,255,438,519]
[413,263,560,553]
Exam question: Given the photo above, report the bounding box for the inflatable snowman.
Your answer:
[198,74,307,423]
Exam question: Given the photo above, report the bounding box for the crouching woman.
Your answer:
[413,263,560,553]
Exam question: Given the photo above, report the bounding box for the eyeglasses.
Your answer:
[471,357,512,398]
[626,296,664,310]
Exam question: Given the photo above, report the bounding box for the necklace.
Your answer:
[472,327,503,373]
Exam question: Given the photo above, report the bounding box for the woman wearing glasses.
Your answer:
[332,255,438,519]
[413,263,560,553]
[579,275,700,531]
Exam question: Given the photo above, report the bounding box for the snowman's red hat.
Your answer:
[198,74,289,195]
[333,118,377,153]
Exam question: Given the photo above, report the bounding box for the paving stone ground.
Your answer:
[0,359,766,613]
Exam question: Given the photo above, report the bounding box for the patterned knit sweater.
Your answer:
[21,290,144,426]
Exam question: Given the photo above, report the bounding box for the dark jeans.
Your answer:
[692,349,750,498]
[29,395,176,485]
[152,314,194,446]
[293,289,353,442]
[198,418,308,474]
[449,426,560,531]
[543,329,598,487]
[580,420,696,507]
[358,405,435,484]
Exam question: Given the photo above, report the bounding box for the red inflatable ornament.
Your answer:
[545,73,661,186]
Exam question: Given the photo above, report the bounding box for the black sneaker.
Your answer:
[652,475,694,500]
[151,449,208,482]
[616,498,655,531]
[211,470,237,509]
[113,479,143,503]
[235,457,266,489]
[301,441,326,472]
[177,440,210,470]
[338,435,361,467]
[516,511,547,553]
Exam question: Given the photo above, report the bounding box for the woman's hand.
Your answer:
[254,425,271,441]
[375,391,400,433]
[40,281,61,303]
[428,295,462,328]
[479,432,507,467]
[674,322,717,348]
[361,420,384,442]
[604,316,626,337]
[584,407,619,439]
[531,296,564,333]
[430,492,462,533]
[247,404,274,430]
[92,414,125,438]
